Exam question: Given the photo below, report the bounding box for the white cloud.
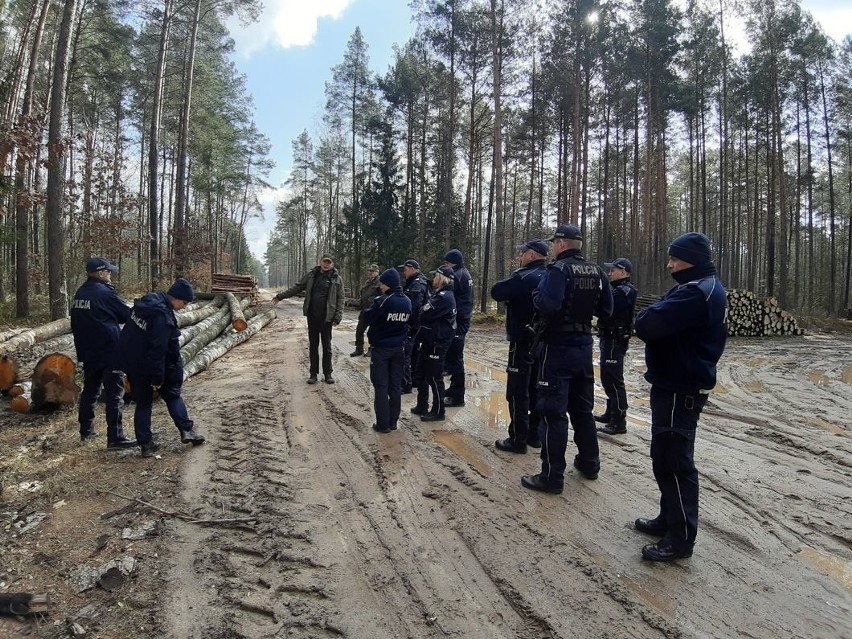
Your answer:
[245,185,290,259]
[229,0,354,58]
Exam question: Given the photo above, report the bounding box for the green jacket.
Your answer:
[275,266,345,324]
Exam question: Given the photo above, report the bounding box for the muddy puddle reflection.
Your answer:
[432,431,492,477]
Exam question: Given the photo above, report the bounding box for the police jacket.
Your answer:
[490,259,546,341]
[365,290,412,348]
[403,272,430,331]
[357,277,382,311]
[533,249,613,346]
[71,278,131,366]
[417,285,457,348]
[598,277,638,341]
[116,292,180,386]
[635,263,727,393]
[275,266,345,324]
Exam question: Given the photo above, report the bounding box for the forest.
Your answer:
[1,0,851,322]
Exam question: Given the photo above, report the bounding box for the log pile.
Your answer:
[633,290,803,337]
[211,273,259,303]
[1,293,275,413]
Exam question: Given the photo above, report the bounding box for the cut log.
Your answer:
[175,295,225,328]
[10,391,31,412]
[0,318,72,356]
[0,354,20,391]
[226,292,248,331]
[179,299,253,366]
[9,380,31,398]
[179,304,230,348]
[31,352,80,408]
[183,309,276,380]
[0,593,50,616]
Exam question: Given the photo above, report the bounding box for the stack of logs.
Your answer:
[633,289,803,337]
[0,292,276,413]
[211,273,259,304]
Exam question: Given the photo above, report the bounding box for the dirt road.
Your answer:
[152,298,850,638]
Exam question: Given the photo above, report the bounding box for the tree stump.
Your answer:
[31,353,80,408]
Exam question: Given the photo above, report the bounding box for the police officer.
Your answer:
[490,239,548,454]
[117,278,206,457]
[634,232,727,562]
[398,259,430,394]
[364,269,412,433]
[595,257,638,435]
[412,266,457,422]
[350,264,381,356]
[521,224,612,494]
[442,249,473,407]
[70,257,136,449]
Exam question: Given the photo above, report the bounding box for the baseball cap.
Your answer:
[432,265,455,279]
[368,263,380,272]
[397,259,420,270]
[604,257,633,273]
[515,239,549,256]
[547,224,583,241]
[86,257,118,273]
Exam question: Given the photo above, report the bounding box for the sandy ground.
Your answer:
[1,295,850,638]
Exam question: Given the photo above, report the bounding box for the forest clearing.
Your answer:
[0,296,849,639]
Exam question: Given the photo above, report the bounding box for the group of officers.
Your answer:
[307,224,726,563]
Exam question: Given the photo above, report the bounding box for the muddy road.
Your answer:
[141,296,849,639]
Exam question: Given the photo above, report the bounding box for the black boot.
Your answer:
[350,347,364,357]
[598,416,627,435]
[594,411,611,424]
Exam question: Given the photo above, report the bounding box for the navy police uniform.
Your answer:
[414,268,457,420]
[490,247,547,451]
[365,269,412,432]
[116,289,194,447]
[634,232,727,560]
[597,261,638,428]
[443,249,473,405]
[528,238,612,491]
[71,259,131,444]
[400,261,430,393]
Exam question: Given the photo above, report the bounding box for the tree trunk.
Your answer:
[0,318,72,356]
[183,309,276,380]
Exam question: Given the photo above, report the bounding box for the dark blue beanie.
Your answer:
[443,249,464,266]
[668,232,712,266]
[167,277,195,302]
[379,268,401,290]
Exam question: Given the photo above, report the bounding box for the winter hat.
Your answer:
[668,232,712,266]
[548,224,583,241]
[604,257,633,273]
[443,249,464,266]
[86,257,118,273]
[516,239,549,256]
[433,265,455,280]
[167,277,195,302]
[379,268,401,290]
[397,259,420,270]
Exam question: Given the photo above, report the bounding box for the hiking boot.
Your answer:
[641,542,693,562]
[634,517,668,536]
[180,429,206,445]
[372,423,392,434]
[495,438,527,454]
[140,442,160,458]
[521,474,563,494]
[324,375,335,384]
[598,416,627,435]
[350,348,364,357]
[594,411,611,424]
[80,430,99,442]
[107,437,137,450]
[307,375,318,384]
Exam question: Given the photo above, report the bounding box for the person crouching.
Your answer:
[364,268,412,433]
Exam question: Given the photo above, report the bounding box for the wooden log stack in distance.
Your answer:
[211,273,258,304]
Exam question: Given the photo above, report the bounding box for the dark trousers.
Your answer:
[402,335,418,391]
[649,385,708,550]
[599,338,629,417]
[505,340,539,444]
[444,334,466,401]
[416,342,449,416]
[127,366,193,446]
[307,315,334,376]
[354,312,367,350]
[79,363,126,442]
[370,345,404,429]
[535,342,599,486]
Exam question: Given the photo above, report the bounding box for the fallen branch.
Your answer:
[101,490,256,526]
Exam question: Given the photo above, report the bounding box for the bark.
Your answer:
[0,319,72,357]
[226,292,248,331]
[175,295,225,328]
[182,309,276,380]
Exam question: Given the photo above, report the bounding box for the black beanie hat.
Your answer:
[668,232,712,266]
[167,277,195,302]
[379,268,401,290]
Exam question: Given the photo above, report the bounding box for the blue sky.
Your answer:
[226,0,851,263]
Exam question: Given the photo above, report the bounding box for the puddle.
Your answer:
[842,364,852,385]
[798,547,852,593]
[618,573,676,617]
[742,381,766,393]
[747,357,770,367]
[471,392,509,430]
[466,360,508,383]
[805,417,846,436]
[432,431,492,477]
[807,371,831,386]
